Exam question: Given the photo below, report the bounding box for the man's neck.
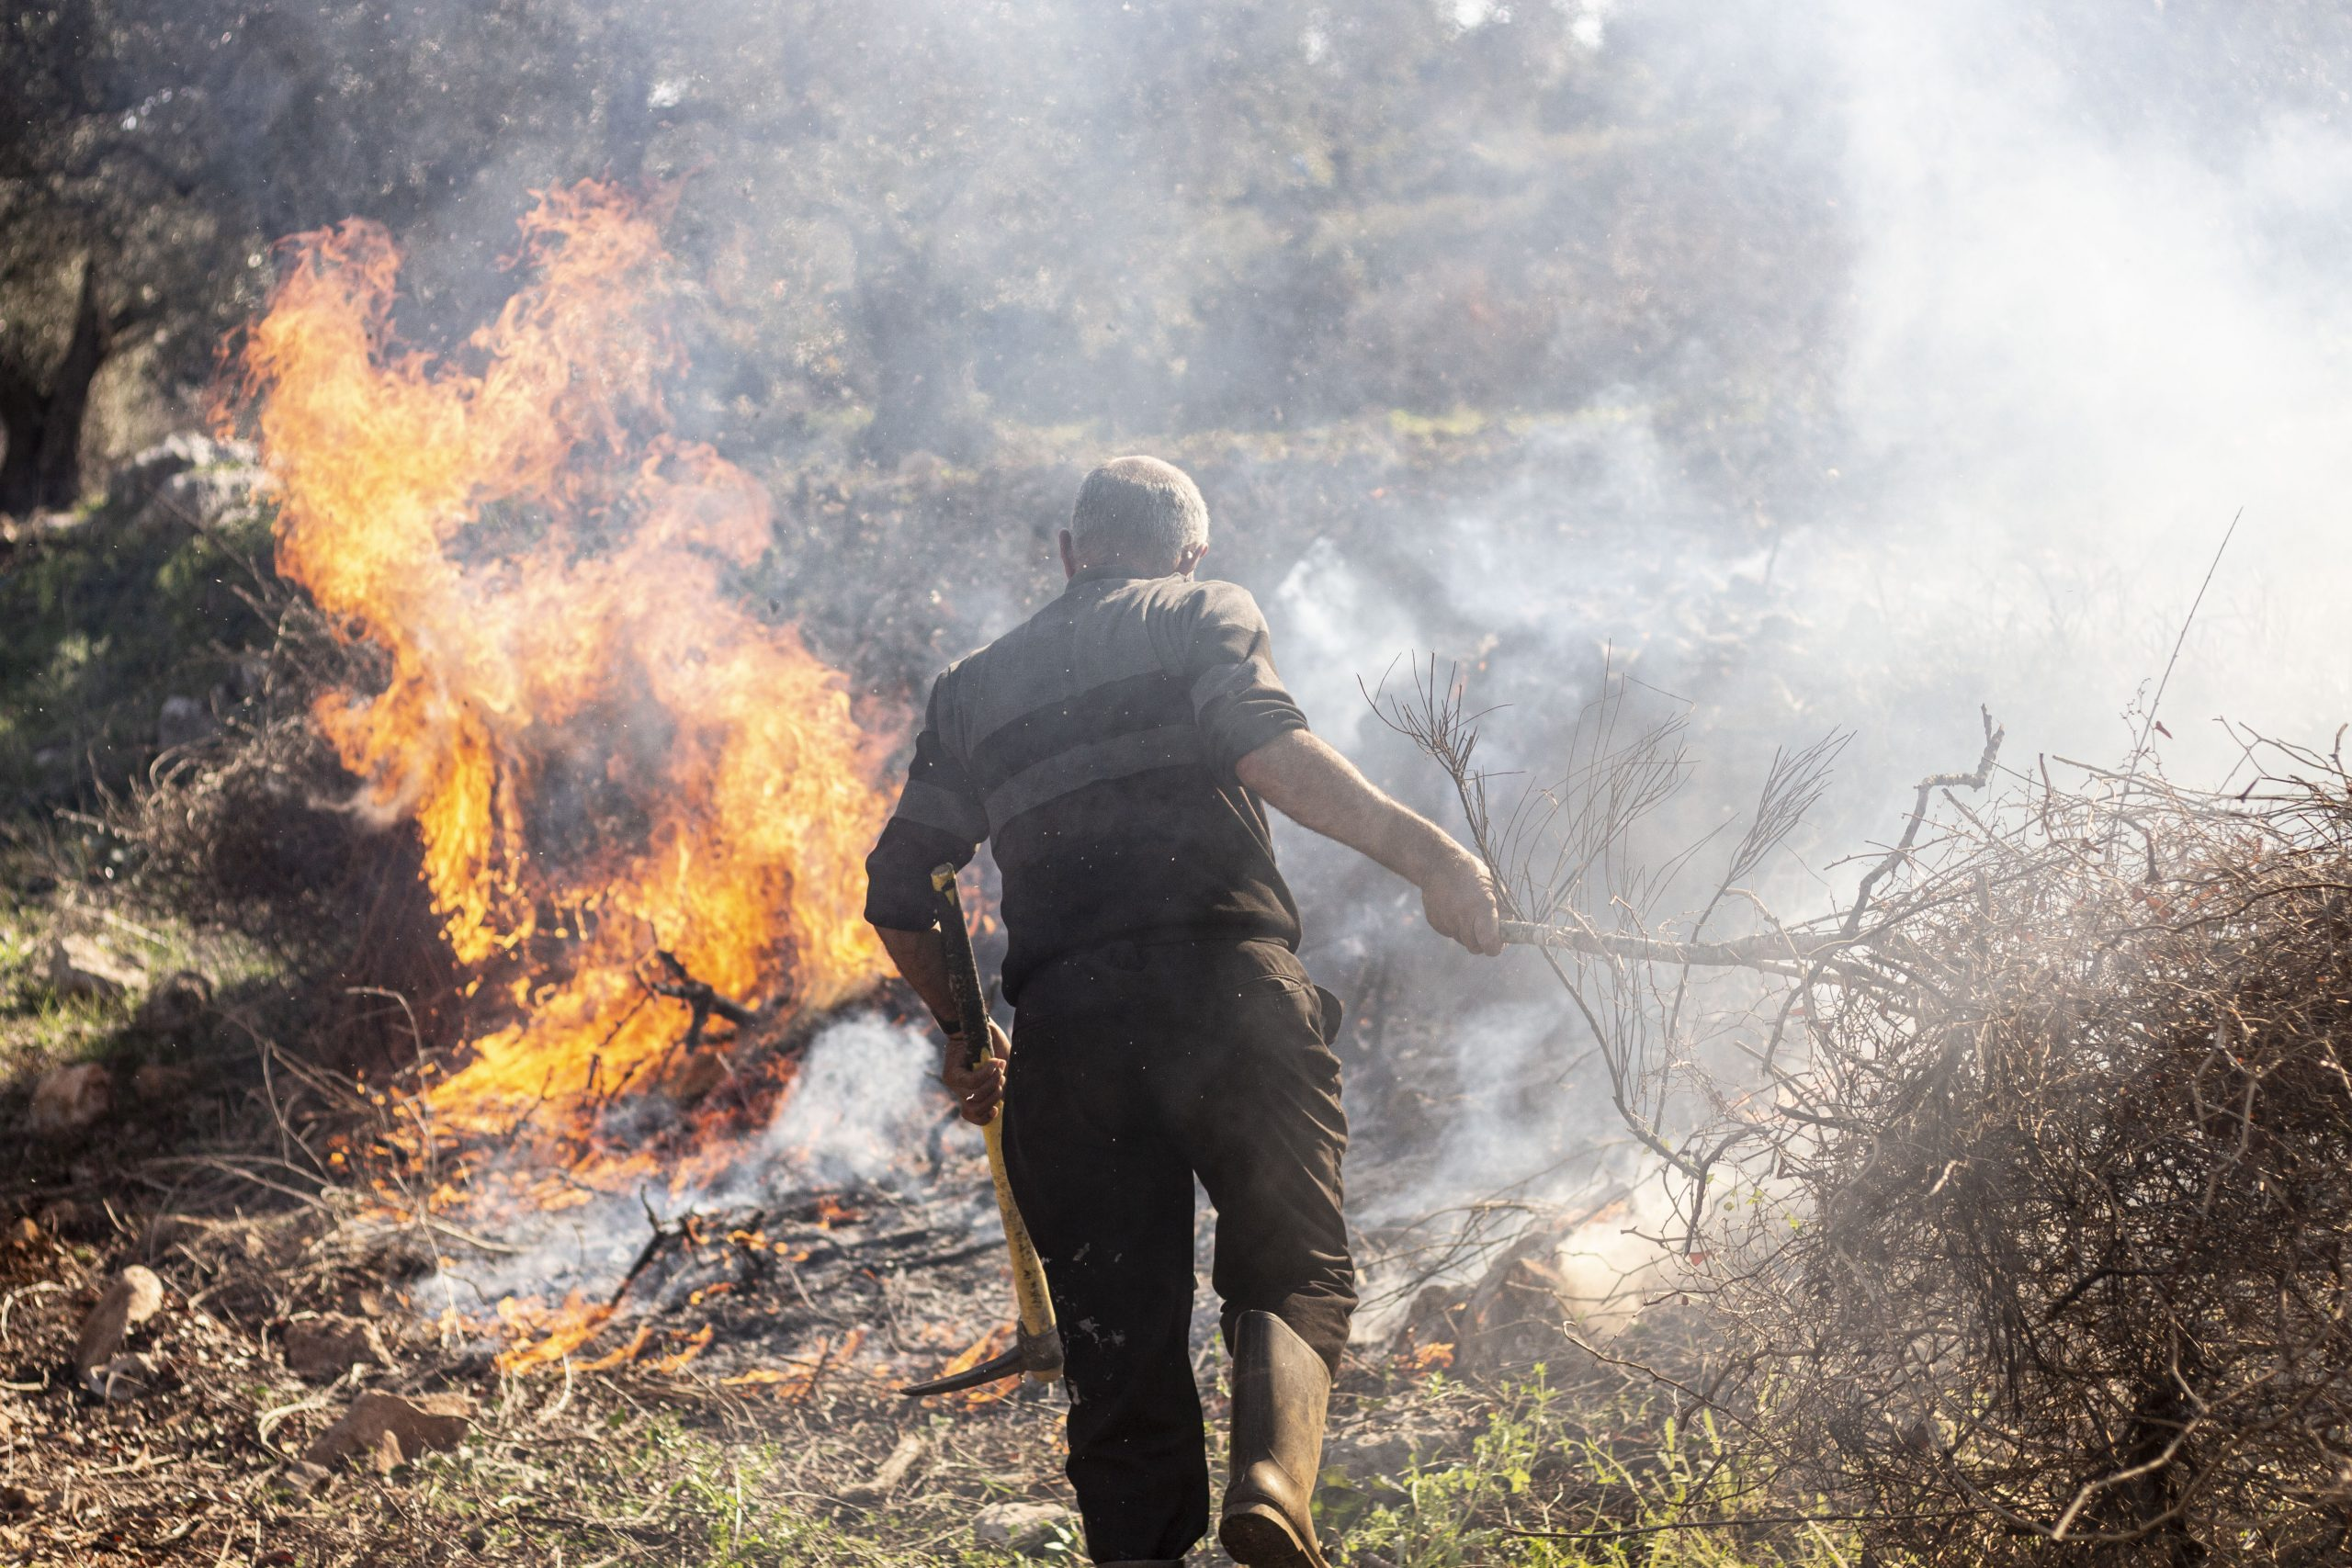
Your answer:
[1067,561,1175,585]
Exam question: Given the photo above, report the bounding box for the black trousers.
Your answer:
[1000,937,1356,1565]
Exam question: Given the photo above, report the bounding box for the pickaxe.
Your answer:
[899,863,1064,1397]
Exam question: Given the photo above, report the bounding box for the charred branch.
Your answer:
[642,948,762,1053]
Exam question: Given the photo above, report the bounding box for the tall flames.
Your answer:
[236,180,894,1147]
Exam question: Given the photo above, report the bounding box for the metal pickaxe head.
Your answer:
[899,1323,1063,1397]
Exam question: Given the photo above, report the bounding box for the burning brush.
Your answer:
[233,180,899,1189]
[228,180,943,1371]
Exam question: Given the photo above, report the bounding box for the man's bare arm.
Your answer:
[876,924,957,1029]
[876,923,1007,1123]
[1236,729,1502,954]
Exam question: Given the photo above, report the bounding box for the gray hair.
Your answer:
[1070,456,1210,570]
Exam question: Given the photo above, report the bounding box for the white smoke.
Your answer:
[756,1011,942,1190]
[1817,0,2352,772]
[416,0,2352,1330]
[406,1012,944,1321]
[1289,0,2352,1303]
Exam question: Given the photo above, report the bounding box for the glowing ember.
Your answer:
[233,180,895,1152]
[811,1193,868,1229]
[647,1324,715,1373]
[921,1324,1022,1407]
[495,1292,612,1371]
[718,1328,867,1401]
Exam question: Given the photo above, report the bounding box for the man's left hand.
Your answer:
[1421,846,1504,955]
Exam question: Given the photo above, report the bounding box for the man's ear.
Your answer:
[1177,542,1209,579]
[1059,529,1078,581]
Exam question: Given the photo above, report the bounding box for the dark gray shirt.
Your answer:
[863,567,1311,1000]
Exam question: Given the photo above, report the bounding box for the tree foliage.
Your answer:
[1,0,1851,502]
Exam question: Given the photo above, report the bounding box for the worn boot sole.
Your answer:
[1219,1502,1329,1568]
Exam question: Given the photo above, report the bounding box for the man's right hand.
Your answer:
[1420,847,1503,955]
[942,1017,1012,1124]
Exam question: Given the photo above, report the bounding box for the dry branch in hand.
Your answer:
[1498,919,1842,970]
[1378,656,1865,1220]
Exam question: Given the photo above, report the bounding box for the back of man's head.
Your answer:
[1070,456,1209,573]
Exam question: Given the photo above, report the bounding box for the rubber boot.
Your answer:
[1218,1311,1332,1568]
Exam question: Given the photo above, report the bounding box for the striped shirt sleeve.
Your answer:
[1183,583,1310,773]
[863,672,986,931]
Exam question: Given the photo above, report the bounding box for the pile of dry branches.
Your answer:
[1736,741,2352,1565]
[1391,660,2352,1564]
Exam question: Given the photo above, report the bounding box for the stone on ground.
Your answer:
[74,1265,165,1371]
[971,1499,1075,1551]
[29,1063,113,1134]
[303,1391,472,1474]
[281,1314,390,1381]
[42,935,142,1001]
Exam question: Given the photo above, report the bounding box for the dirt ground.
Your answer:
[0,895,1794,1568]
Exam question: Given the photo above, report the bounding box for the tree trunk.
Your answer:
[0,263,106,514]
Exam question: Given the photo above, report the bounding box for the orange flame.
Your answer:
[720,1327,866,1401]
[918,1324,1022,1406]
[647,1323,715,1373]
[233,179,894,1147]
[495,1292,613,1372]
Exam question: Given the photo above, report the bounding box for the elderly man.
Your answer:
[865,456,1499,1568]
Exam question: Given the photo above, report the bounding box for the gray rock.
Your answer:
[282,1314,390,1382]
[971,1499,1076,1551]
[840,1431,926,1506]
[108,433,250,502]
[303,1391,472,1473]
[30,1062,114,1133]
[42,935,140,1001]
[74,1265,165,1370]
[101,434,265,537]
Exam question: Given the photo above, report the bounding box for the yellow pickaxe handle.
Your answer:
[980,1111,1061,1378]
[929,863,1062,1385]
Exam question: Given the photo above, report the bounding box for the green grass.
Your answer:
[0,875,130,1077]
[0,830,286,1084]
[214,1366,1860,1568]
[1325,1371,1850,1568]
[0,463,278,806]
[288,1412,1009,1568]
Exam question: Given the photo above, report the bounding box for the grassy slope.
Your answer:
[0,458,277,813]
